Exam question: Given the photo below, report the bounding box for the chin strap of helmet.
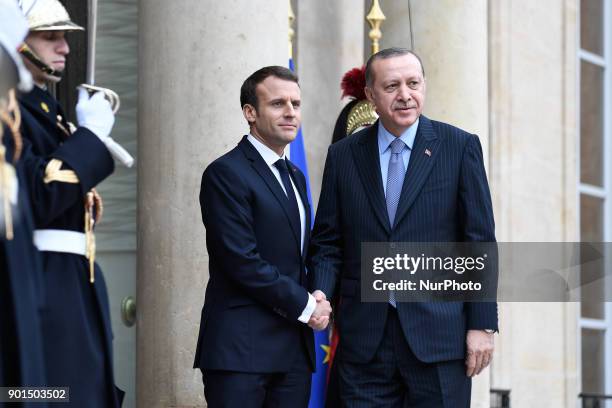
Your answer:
[18,43,62,80]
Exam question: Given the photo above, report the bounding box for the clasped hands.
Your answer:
[308,290,331,331]
[305,294,496,375]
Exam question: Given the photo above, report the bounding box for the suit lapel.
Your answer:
[393,116,441,228]
[350,123,391,234]
[238,138,302,249]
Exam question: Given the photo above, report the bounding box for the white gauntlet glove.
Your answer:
[76,88,134,167]
[76,88,114,139]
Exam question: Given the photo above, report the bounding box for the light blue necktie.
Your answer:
[386,138,406,307]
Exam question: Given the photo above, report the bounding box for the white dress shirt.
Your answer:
[378,118,419,195]
[247,134,316,323]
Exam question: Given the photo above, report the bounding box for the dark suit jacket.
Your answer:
[194,136,315,373]
[308,116,498,364]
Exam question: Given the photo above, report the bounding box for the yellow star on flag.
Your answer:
[321,344,331,364]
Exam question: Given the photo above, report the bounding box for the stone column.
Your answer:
[488,1,579,407]
[296,0,364,206]
[373,0,412,54]
[403,0,489,155]
[137,1,287,406]
[382,0,579,406]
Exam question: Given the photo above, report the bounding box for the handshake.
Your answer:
[308,290,332,331]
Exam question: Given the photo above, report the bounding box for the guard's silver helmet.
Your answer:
[18,0,83,81]
[19,0,84,31]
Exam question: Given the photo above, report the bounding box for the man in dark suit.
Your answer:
[194,66,331,408]
[309,48,497,407]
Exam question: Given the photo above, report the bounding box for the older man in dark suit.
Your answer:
[194,66,331,408]
[309,48,498,407]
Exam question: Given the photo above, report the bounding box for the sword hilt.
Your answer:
[79,83,121,114]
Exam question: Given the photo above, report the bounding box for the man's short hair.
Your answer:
[240,66,298,109]
[364,47,425,86]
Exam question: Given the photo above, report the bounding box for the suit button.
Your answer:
[390,243,396,249]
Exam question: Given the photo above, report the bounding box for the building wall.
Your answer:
[488,1,579,407]
[135,1,581,406]
[297,1,581,407]
[137,1,288,406]
[296,0,365,207]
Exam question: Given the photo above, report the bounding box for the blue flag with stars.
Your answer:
[288,58,330,408]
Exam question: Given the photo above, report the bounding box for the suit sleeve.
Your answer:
[200,160,310,321]
[307,145,343,300]
[19,126,114,226]
[459,134,498,331]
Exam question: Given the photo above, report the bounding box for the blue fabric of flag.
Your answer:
[288,58,330,408]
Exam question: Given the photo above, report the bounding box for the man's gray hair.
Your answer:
[364,47,425,86]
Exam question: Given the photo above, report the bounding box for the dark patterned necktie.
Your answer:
[275,159,301,243]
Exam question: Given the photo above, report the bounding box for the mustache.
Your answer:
[392,102,416,110]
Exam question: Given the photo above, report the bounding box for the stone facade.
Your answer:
[135,1,588,407]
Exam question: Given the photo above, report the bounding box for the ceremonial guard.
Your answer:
[16,0,132,405]
[331,65,378,144]
[0,2,47,403]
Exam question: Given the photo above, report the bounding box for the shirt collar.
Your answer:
[247,134,286,167]
[377,117,420,155]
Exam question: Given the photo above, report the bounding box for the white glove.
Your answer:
[75,88,134,167]
[76,88,115,139]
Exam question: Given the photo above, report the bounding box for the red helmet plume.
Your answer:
[340,66,367,101]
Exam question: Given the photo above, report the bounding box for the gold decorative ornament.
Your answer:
[84,190,96,283]
[0,90,23,163]
[0,90,22,240]
[0,144,16,240]
[366,0,386,55]
[346,100,378,135]
[83,189,102,283]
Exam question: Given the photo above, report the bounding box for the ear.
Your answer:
[364,86,375,103]
[242,104,257,125]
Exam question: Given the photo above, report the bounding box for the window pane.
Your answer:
[580,278,605,319]
[580,0,604,55]
[579,240,605,319]
[581,194,603,242]
[579,195,605,319]
[581,328,605,394]
[580,61,604,187]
